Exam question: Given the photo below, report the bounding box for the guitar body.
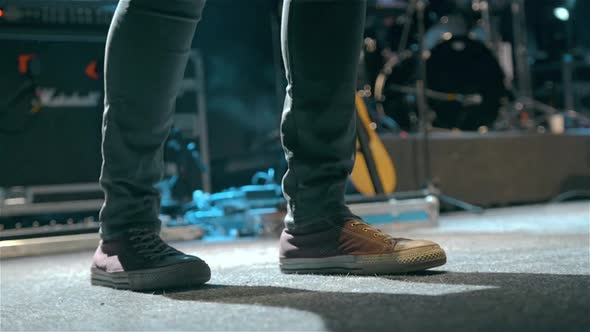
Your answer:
[351,93,397,195]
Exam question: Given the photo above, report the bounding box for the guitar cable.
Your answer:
[0,76,42,135]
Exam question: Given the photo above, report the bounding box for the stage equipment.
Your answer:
[182,169,286,238]
[157,128,209,216]
[0,0,210,186]
[182,169,442,238]
[371,1,507,131]
[489,0,588,130]
[379,130,590,206]
[351,93,397,195]
[0,2,210,238]
[361,0,438,92]
[374,0,484,212]
[0,49,209,239]
[0,183,103,240]
[374,36,506,130]
[347,194,439,229]
[0,0,115,187]
[0,0,116,27]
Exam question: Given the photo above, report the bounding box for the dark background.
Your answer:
[0,0,587,191]
[0,0,285,190]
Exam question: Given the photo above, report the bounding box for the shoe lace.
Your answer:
[128,228,178,260]
[350,221,398,244]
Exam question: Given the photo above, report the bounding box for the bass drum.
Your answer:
[375,26,507,131]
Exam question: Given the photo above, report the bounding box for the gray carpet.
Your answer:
[1,202,589,331]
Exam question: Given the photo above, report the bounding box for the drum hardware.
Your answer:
[506,0,540,128]
[374,38,506,130]
[355,1,481,213]
[471,0,495,49]
[368,0,587,133]
[371,0,507,132]
[555,6,590,129]
[500,0,587,131]
[389,0,485,213]
[396,0,416,53]
[381,83,483,106]
[562,54,575,113]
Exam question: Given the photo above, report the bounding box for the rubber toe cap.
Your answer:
[394,239,440,251]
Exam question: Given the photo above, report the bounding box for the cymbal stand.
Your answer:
[412,0,484,213]
[508,0,563,129]
[472,0,496,50]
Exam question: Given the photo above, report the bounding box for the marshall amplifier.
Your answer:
[0,40,208,187]
[0,0,210,182]
[0,38,106,187]
[0,1,210,222]
[0,0,116,187]
[0,0,116,28]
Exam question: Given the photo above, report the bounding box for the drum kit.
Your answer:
[355,0,555,213]
[359,0,578,132]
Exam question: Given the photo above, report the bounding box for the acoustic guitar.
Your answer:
[350,92,397,195]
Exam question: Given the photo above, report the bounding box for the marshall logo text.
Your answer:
[38,88,102,108]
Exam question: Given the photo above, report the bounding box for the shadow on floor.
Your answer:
[163,271,590,331]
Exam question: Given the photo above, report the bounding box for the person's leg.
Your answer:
[91,0,210,291]
[99,0,204,237]
[280,0,363,230]
[279,0,447,274]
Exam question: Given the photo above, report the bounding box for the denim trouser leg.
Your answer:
[280,0,367,230]
[99,0,206,238]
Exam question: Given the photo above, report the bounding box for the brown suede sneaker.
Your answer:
[279,220,446,274]
[91,228,210,291]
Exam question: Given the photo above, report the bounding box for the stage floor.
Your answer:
[1,201,589,331]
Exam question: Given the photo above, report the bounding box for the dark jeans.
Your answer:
[99,0,367,238]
